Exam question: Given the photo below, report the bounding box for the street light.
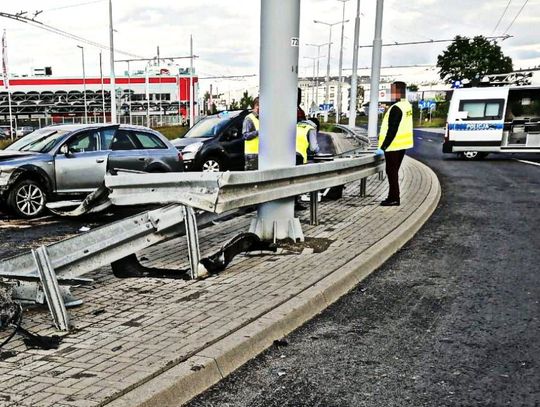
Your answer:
[336,0,349,124]
[76,45,88,124]
[349,0,361,127]
[306,42,330,113]
[314,18,349,122]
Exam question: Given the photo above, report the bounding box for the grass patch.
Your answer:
[0,139,14,150]
[154,125,189,140]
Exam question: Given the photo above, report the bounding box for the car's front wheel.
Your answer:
[201,157,222,172]
[8,179,47,218]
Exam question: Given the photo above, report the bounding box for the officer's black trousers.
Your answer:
[384,149,406,201]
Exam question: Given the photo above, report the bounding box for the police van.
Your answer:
[443,86,540,159]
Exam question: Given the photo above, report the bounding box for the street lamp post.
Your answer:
[367,0,384,141]
[314,19,348,122]
[99,51,106,122]
[336,0,349,124]
[108,0,116,124]
[349,0,361,127]
[77,45,88,124]
[306,42,329,114]
[303,56,317,113]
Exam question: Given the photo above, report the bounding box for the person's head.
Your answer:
[297,88,302,106]
[252,97,259,114]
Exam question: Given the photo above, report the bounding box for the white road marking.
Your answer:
[417,136,423,140]
[514,159,540,167]
[427,139,433,142]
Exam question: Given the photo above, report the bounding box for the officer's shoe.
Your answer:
[380,198,400,207]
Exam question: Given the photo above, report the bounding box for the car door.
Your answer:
[219,117,245,170]
[130,130,173,171]
[107,129,146,171]
[54,130,109,194]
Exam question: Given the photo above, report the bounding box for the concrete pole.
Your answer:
[99,52,106,122]
[251,0,303,242]
[189,35,195,127]
[77,46,87,124]
[349,0,361,127]
[108,0,117,124]
[367,0,384,141]
[336,0,348,124]
[325,30,332,122]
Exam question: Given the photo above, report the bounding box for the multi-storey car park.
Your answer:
[0,67,198,128]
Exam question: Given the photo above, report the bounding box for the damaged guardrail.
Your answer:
[1,153,384,330]
[105,154,384,212]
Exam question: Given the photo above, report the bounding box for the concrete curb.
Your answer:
[106,158,441,407]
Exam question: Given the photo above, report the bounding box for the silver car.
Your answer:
[0,124,183,218]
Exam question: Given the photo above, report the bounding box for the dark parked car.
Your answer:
[0,123,183,218]
[172,110,249,172]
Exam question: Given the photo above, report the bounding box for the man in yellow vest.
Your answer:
[242,97,260,170]
[378,99,414,206]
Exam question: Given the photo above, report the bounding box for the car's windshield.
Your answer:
[6,128,69,153]
[184,112,240,139]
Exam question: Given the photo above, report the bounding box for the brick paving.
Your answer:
[0,157,437,407]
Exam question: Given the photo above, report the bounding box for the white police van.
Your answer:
[443,86,540,159]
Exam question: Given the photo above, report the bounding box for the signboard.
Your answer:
[319,103,334,111]
[419,99,436,110]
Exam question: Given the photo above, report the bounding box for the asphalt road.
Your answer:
[187,130,540,407]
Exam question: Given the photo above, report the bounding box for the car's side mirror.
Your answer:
[60,144,73,157]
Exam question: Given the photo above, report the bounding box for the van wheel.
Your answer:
[459,151,488,160]
[8,179,47,218]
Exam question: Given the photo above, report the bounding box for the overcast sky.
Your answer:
[1,0,538,93]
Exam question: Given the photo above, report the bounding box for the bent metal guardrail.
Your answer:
[0,153,384,330]
[105,154,384,212]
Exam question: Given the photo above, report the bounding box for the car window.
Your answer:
[110,130,138,151]
[459,99,505,120]
[7,129,70,152]
[66,131,99,153]
[100,128,117,150]
[133,132,167,149]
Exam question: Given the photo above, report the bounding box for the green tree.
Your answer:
[239,91,254,109]
[230,99,239,110]
[437,36,513,84]
[407,84,419,92]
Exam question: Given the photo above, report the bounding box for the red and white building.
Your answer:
[0,70,198,123]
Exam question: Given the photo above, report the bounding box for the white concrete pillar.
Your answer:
[250,0,304,242]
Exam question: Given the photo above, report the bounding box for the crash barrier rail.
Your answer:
[0,153,384,330]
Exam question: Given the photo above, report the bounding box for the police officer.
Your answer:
[378,98,414,206]
[242,97,259,170]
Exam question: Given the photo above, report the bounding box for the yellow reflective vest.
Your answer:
[295,122,312,164]
[378,100,414,151]
[244,113,310,164]
[244,113,260,155]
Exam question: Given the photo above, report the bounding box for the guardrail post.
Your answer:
[182,206,201,279]
[360,178,367,197]
[310,191,319,225]
[32,246,69,331]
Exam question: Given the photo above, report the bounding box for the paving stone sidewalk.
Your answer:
[0,157,439,407]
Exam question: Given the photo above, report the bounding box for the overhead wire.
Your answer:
[492,0,513,34]
[503,0,529,34]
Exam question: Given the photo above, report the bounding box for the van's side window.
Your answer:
[459,99,505,120]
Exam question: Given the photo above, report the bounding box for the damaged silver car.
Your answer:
[0,124,183,218]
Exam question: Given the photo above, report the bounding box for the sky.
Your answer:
[0,0,538,94]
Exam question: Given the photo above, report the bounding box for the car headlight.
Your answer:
[181,142,203,160]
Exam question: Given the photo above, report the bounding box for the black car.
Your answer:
[172,110,249,172]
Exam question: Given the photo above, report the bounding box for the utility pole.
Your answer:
[108,0,116,124]
[336,0,349,124]
[367,0,384,141]
[99,51,106,122]
[251,0,303,242]
[77,45,87,124]
[314,19,348,122]
[349,0,361,127]
[189,35,195,127]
